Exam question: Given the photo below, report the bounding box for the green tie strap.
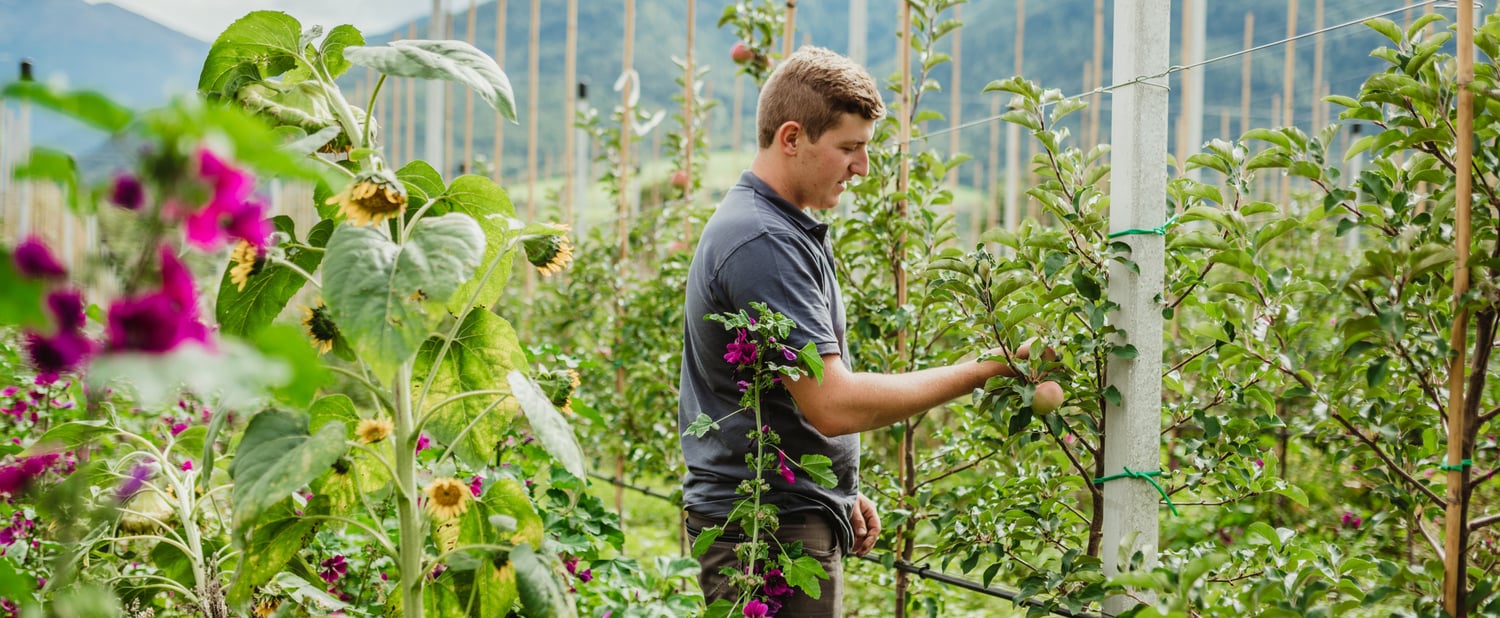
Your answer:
[1108,213,1180,239]
[1093,466,1179,517]
[1439,459,1473,472]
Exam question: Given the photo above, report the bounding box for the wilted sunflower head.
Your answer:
[228,240,267,291]
[424,477,471,521]
[356,418,393,443]
[326,169,407,227]
[252,598,280,618]
[301,303,341,355]
[534,368,580,413]
[521,226,574,276]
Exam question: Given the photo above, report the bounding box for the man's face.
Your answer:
[791,113,874,211]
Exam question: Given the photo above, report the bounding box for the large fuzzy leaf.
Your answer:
[0,82,133,133]
[308,395,392,508]
[0,250,47,329]
[414,311,526,468]
[198,11,304,97]
[227,498,324,605]
[251,324,331,407]
[88,340,293,410]
[508,371,586,480]
[228,409,347,535]
[322,214,485,377]
[344,40,517,122]
[430,175,518,311]
[397,160,447,208]
[215,214,329,338]
[318,24,364,79]
[511,543,577,618]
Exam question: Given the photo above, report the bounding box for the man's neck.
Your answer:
[749,153,803,211]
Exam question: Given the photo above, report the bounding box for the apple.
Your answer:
[670,170,690,189]
[731,42,755,64]
[1032,380,1065,413]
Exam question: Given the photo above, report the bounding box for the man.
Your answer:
[678,46,1021,614]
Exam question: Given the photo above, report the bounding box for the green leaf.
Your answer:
[508,370,587,480]
[1110,344,1139,360]
[345,40,518,122]
[685,413,719,438]
[88,339,294,410]
[1275,484,1309,508]
[198,11,304,96]
[323,214,486,377]
[797,454,838,488]
[309,394,359,434]
[227,499,320,605]
[249,324,330,407]
[780,554,829,598]
[414,311,525,469]
[13,147,80,213]
[511,543,578,618]
[229,409,348,535]
[24,421,113,454]
[1070,268,1101,301]
[0,249,48,329]
[797,341,825,383]
[318,24,365,79]
[691,526,724,558]
[429,175,519,312]
[398,160,446,206]
[1,81,133,133]
[483,478,544,548]
[1245,521,1282,550]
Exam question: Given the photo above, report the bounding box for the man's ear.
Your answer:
[776,121,802,155]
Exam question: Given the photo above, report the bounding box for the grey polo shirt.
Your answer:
[679,171,859,551]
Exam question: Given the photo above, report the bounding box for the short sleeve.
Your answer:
[711,232,839,356]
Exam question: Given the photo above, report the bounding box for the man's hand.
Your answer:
[850,494,880,556]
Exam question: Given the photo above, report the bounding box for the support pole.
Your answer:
[849,0,868,66]
[1443,3,1475,615]
[526,0,540,215]
[492,0,509,182]
[683,0,697,224]
[406,24,418,165]
[1312,0,1325,133]
[948,3,963,192]
[463,0,477,173]
[563,0,578,225]
[782,1,797,59]
[1003,0,1026,234]
[426,0,446,173]
[1088,0,1103,148]
[1240,12,1254,137]
[1280,0,1298,209]
[1180,0,1205,181]
[1102,1,1168,614]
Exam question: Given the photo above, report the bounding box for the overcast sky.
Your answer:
[86,0,448,41]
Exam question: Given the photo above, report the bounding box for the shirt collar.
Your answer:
[738,171,831,240]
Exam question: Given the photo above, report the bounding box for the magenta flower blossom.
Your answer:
[1341,511,1363,529]
[13,236,67,280]
[0,387,13,398]
[45,289,87,332]
[577,568,592,583]
[110,174,144,210]
[743,599,770,618]
[319,555,348,585]
[105,246,210,353]
[468,476,483,497]
[782,346,797,361]
[32,374,57,387]
[169,421,188,437]
[23,331,94,375]
[776,451,795,485]
[180,460,193,472]
[763,569,791,597]
[415,434,431,454]
[182,148,271,250]
[724,329,758,365]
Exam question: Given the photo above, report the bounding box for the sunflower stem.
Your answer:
[393,360,425,618]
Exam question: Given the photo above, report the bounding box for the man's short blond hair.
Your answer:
[756,46,886,149]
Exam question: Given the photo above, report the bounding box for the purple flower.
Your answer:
[782,346,797,361]
[13,236,67,280]
[763,569,791,597]
[23,330,94,375]
[180,460,193,472]
[743,599,770,618]
[116,463,152,501]
[170,422,188,437]
[737,380,751,392]
[1254,458,1264,468]
[577,568,592,583]
[1341,511,1363,529]
[182,148,270,250]
[468,476,483,497]
[723,329,758,365]
[110,174,145,210]
[319,555,348,584]
[106,293,199,353]
[415,434,431,454]
[45,289,87,332]
[776,451,795,485]
[1,387,15,398]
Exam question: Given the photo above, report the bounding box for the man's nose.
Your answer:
[850,149,869,177]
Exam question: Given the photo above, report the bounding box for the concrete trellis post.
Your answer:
[1002,0,1025,234]
[1101,1,1168,614]
[1180,0,1206,182]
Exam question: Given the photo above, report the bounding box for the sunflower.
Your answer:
[228,240,266,291]
[326,169,408,227]
[252,598,280,618]
[535,368,580,414]
[424,477,471,522]
[301,303,341,355]
[521,226,574,276]
[356,418,393,444]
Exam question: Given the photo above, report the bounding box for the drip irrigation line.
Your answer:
[917,0,1475,144]
[588,472,1105,617]
[855,554,1104,618]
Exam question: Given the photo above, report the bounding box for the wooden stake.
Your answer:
[893,9,913,615]
[1003,0,1027,234]
[389,34,402,162]
[1280,0,1297,210]
[527,0,540,218]
[1312,0,1324,133]
[986,95,1001,231]
[619,0,635,263]
[564,0,578,224]
[493,0,509,183]
[782,1,797,59]
[406,23,418,165]
[445,11,456,175]
[464,0,477,173]
[1241,11,1253,138]
[683,0,697,239]
[1444,3,1476,615]
[1089,0,1104,148]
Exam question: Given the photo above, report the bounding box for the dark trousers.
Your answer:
[685,511,844,616]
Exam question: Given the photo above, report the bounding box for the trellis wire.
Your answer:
[916,0,1477,144]
[587,473,1104,617]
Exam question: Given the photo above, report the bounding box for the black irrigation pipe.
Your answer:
[588,473,1104,618]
